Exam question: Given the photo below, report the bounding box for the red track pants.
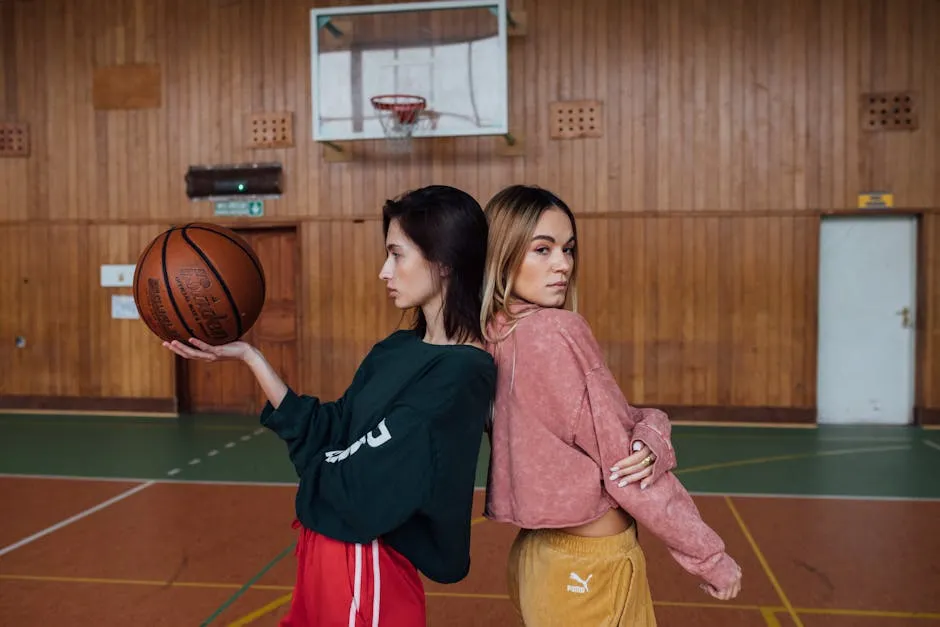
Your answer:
[279,522,426,627]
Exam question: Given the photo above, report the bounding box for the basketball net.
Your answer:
[371,94,430,154]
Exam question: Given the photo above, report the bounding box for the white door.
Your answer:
[816,215,918,425]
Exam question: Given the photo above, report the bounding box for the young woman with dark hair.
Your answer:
[165,184,496,627]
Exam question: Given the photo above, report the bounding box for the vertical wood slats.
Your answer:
[0,0,938,415]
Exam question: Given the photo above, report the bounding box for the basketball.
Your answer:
[133,222,266,346]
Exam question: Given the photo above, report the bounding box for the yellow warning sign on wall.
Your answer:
[857,192,894,209]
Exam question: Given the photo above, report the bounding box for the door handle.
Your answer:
[896,306,912,328]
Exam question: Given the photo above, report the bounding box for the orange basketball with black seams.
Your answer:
[133,222,266,346]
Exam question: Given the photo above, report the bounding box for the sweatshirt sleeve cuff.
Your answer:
[259,388,302,432]
[698,552,742,592]
[630,416,677,485]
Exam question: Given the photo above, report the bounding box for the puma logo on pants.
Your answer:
[567,572,593,594]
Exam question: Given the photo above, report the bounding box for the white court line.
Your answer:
[1,474,937,501]
[0,481,155,558]
[0,473,157,483]
[923,439,940,452]
[0,427,273,557]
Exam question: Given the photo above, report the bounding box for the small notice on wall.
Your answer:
[111,294,140,320]
[857,191,894,209]
[101,264,136,287]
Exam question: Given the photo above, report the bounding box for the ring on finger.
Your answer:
[642,454,654,466]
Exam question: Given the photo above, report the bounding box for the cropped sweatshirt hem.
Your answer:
[259,329,497,585]
[484,500,615,529]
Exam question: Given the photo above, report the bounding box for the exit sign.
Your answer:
[214,200,264,217]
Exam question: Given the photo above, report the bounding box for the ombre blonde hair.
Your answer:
[480,185,579,343]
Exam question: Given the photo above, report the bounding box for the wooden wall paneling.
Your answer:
[579,215,818,420]
[0,225,27,395]
[91,224,176,400]
[6,224,33,396]
[300,218,404,403]
[0,0,936,223]
[1,0,938,418]
[1,0,16,121]
[919,213,940,422]
[0,224,175,408]
[178,226,300,415]
[92,64,161,110]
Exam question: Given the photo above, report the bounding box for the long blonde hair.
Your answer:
[480,185,579,343]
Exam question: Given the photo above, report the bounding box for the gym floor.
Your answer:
[1,413,938,626]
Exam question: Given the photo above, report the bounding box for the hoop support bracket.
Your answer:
[317,17,345,38]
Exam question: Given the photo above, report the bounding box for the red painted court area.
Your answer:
[1,475,938,626]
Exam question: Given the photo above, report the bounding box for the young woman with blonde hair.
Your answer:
[481,185,742,626]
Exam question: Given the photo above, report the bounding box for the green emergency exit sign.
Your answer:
[214,200,264,217]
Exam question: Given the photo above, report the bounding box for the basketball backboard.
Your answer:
[309,0,509,143]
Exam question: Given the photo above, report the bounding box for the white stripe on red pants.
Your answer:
[279,522,426,627]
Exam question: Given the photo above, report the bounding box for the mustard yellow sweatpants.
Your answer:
[506,523,657,627]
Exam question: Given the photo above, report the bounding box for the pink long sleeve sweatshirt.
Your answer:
[483,304,741,592]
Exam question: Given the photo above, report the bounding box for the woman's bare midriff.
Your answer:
[560,507,633,537]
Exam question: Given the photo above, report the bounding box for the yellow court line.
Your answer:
[653,600,773,612]
[725,496,805,627]
[225,593,293,627]
[222,516,491,626]
[427,594,781,613]
[675,444,909,476]
[796,607,940,620]
[4,573,937,621]
[229,590,752,627]
[0,573,292,591]
[425,591,510,600]
[761,607,783,627]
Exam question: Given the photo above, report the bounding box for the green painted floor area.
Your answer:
[1,413,939,499]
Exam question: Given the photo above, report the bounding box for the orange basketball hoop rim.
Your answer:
[371,94,427,126]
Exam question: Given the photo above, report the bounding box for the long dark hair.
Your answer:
[382,185,488,344]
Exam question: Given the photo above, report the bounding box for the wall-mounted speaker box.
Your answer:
[185,162,283,201]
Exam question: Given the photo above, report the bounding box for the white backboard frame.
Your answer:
[309,0,509,143]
